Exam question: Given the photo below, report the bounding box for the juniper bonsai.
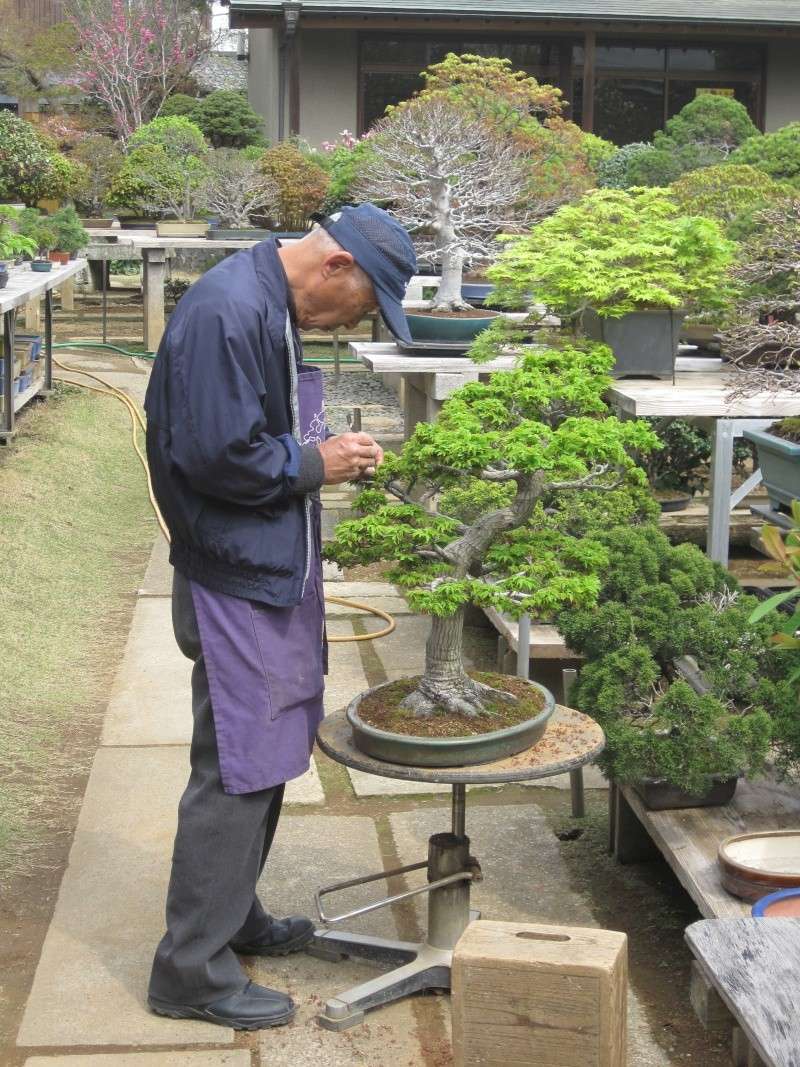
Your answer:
[327,342,658,718]
[557,525,799,792]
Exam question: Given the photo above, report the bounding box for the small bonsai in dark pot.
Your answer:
[488,187,736,379]
[30,221,58,272]
[745,418,800,513]
[557,526,797,808]
[326,341,659,766]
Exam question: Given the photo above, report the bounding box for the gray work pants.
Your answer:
[148,571,285,1006]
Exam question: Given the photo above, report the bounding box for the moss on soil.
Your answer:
[409,308,501,319]
[358,671,546,738]
[769,417,800,443]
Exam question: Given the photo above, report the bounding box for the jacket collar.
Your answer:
[252,238,292,358]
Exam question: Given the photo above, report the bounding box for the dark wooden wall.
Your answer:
[15,0,64,26]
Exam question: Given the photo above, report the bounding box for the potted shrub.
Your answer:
[257,142,329,237]
[326,341,659,765]
[557,525,795,808]
[745,419,800,513]
[190,89,266,150]
[30,220,58,272]
[0,111,79,208]
[488,187,736,378]
[0,210,37,287]
[106,117,211,236]
[197,149,279,240]
[47,206,89,263]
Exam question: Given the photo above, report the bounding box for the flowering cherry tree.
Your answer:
[68,0,213,141]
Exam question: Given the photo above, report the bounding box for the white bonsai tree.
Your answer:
[356,96,533,310]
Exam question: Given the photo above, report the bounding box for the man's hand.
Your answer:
[319,432,384,485]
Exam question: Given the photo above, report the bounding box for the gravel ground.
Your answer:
[322,367,403,436]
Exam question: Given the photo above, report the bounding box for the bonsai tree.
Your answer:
[327,342,659,718]
[31,220,58,259]
[71,134,124,217]
[356,97,533,310]
[48,207,89,255]
[731,123,800,185]
[626,95,759,187]
[597,143,652,189]
[160,93,202,119]
[197,149,279,228]
[191,90,266,149]
[557,525,797,793]
[486,187,736,323]
[0,111,77,207]
[670,164,789,233]
[258,142,330,232]
[107,116,209,221]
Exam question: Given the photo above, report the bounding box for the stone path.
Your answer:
[11,359,693,1067]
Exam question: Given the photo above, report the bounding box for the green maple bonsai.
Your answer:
[327,342,658,718]
[486,186,736,322]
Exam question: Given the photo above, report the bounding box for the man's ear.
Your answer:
[321,251,356,279]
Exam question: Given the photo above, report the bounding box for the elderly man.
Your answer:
[143,205,416,1030]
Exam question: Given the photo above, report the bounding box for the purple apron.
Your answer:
[189,366,326,795]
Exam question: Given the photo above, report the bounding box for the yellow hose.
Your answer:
[53,356,395,643]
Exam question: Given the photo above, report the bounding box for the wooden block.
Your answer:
[689,960,734,1031]
[732,1026,767,1067]
[452,919,627,1067]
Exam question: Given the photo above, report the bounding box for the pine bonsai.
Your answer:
[327,342,658,719]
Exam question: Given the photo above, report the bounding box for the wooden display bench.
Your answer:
[609,776,800,1065]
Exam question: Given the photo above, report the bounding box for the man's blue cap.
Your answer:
[312,204,417,343]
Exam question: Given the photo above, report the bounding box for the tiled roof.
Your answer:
[228,0,800,26]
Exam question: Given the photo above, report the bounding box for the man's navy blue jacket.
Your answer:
[144,239,324,607]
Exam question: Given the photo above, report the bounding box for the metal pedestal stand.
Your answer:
[312,705,604,1031]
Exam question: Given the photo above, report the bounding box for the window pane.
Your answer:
[668,80,759,122]
[361,37,428,67]
[362,71,423,130]
[596,43,665,71]
[594,77,665,143]
[668,46,762,73]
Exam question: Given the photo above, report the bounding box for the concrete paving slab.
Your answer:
[24,1055,250,1067]
[325,582,401,598]
[16,748,230,1047]
[257,816,397,941]
[371,615,430,675]
[346,767,451,797]
[252,952,428,1067]
[285,760,325,805]
[138,535,172,597]
[101,598,190,747]
[324,621,368,717]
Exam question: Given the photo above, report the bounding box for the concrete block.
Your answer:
[452,919,627,1067]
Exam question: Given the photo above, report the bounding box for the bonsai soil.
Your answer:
[769,417,800,444]
[412,308,501,319]
[358,670,545,738]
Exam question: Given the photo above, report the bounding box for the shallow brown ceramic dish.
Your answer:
[719,830,800,902]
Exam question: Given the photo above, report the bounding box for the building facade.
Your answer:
[226,0,800,146]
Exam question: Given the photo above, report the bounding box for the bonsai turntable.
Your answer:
[310,705,604,1030]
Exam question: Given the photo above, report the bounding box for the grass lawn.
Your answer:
[0,384,155,882]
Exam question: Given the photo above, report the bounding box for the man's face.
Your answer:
[296,252,379,331]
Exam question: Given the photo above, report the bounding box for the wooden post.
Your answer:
[142,247,167,351]
[582,30,596,133]
[610,784,659,864]
[453,919,627,1067]
[60,276,75,312]
[689,961,734,1031]
[24,298,41,333]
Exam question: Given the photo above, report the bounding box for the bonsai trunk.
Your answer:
[430,180,469,312]
[400,608,511,718]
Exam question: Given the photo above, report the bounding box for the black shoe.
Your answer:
[148,980,295,1030]
[230,915,315,957]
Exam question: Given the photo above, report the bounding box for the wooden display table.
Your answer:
[1,259,87,440]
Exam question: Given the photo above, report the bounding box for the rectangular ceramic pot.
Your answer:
[49,251,70,265]
[633,775,738,811]
[744,428,800,512]
[581,307,685,380]
[206,227,272,241]
[155,221,210,238]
